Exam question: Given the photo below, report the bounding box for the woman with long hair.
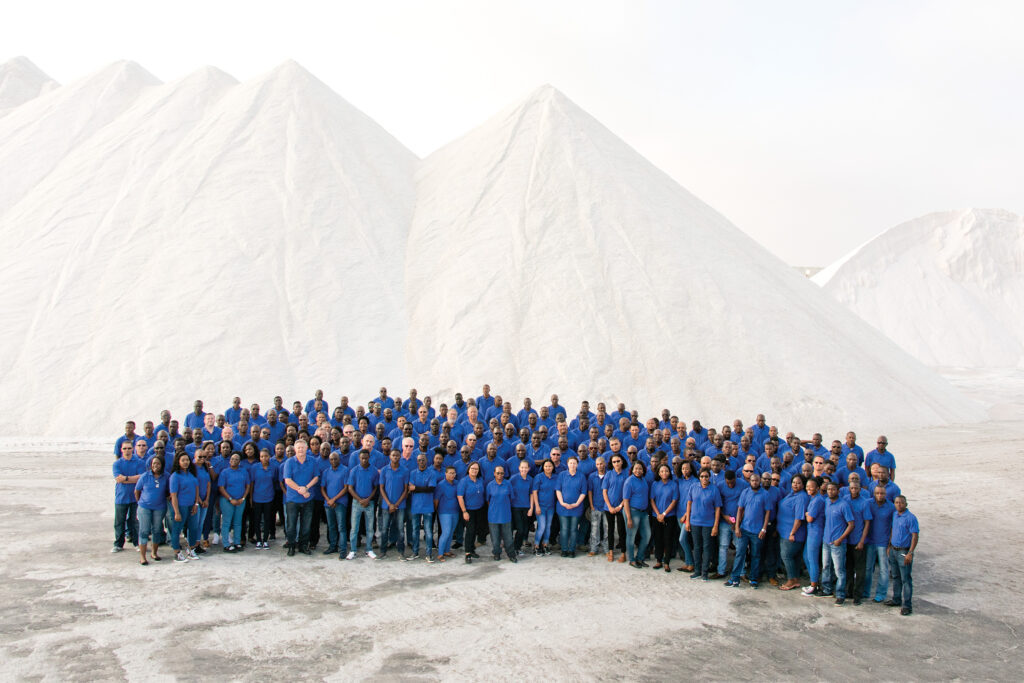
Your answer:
[169,453,201,563]
[134,455,169,565]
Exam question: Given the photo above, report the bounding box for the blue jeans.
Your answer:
[691,525,714,576]
[676,519,693,565]
[411,512,434,556]
[170,506,200,550]
[285,500,312,547]
[490,522,515,558]
[888,547,913,608]
[113,502,138,547]
[780,538,805,580]
[381,506,407,554]
[804,534,823,583]
[438,513,458,555]
[558,515,580,552]
[731,530,764,582]
[535,509,554,545]
[138,507,166,545]
[220,498,246,546]
[822,541,848,598]
[196,505,209,541]
[325,503,350,553]
[626,512,651,563]
[863,544,889,599]
[350,501,376,552]
[717,521,736,574]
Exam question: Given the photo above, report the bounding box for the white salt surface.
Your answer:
[0,56,57,116]
[814,208,1024,370]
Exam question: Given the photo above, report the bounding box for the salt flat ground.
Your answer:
[1,382,1022,681]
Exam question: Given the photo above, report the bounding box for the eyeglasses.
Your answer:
[743,469,753,474]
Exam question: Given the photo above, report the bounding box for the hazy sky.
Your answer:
[5,0,1021,265]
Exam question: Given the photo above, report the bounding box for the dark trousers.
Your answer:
[512,507,530,551]
[253,501,274,543]
[464,508,486,553]
[692,524,715,576]
[606,511,626,552]
[285,501,313,547]
[846,544,867,599]
[762,522,780,578]
[113,503,138,547]
[652,516,679,563]
[273,489,285,535]
[309,503,324,547]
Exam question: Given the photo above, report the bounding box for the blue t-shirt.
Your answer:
[738,487,770,534]
[651,479,679,516]
[866,499,896,546]
[675,477,698,518]
[282,456,319,503]
[805,494,827,538]
[532,473,558,511]
[219,467,250,500]
[380,467,410,509]
[434,479,460,514]
[457,476,486,510]
[556,471,588,517]
[169,471,198,508]
[588,472,608,512]
[623,475,650,512]
[321,464,351,506]
[823,497,855,544]
[510,473,534,508]
[135,471,169,511]
[890,510,919,547]
[777,491,809,542]
[408,468,438,514]
[846,493,874,545]
[717,481,744,518]
[348,464,381,500]
[478,456,503,484]
[250,462,279,504]
[486,480,513,523]
[195,466,211,501]
[602,469,629,509]
[842,443,865,466]
[112,457,145,504]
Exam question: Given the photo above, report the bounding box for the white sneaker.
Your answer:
[211,533,220,545]
[188,548,199,560]
[345,551,356,560]
[111,546,123,553]
[367,550,378,560]
[175,551,188,562]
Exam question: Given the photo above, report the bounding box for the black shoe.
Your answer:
[509,554,518,563]
[194,546,206,555]
[465,555,472,564]
[323,547,337,555]
[640,561,649,568]
[493,554,501,561]
[560,551,568,557]
[452,542,463,550]
[470,552,480,559]
[852,598,862,605]
[884,599,901,607]
[569,551,576,558]
[300,545,312,555]
[287,546,296,557]
[900,607,912,616]
[834,597,845,605]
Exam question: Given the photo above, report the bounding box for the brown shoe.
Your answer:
[607,551,614,562]
[618,553,626,563]
[709,572,725,580]
[588,551,597,556]
[768,577,779,586]
[201,540,210,549]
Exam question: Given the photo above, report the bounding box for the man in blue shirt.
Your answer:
[865,436,897,482]
[886,495,920,615]
[714,470,744,579]
[821,481,855,603]
[114,421,142,458]
[346,448,380,559]
[112,441,143,551]
[863,484,896,602]
[184,400,206,430]
[282,440,320,556]
[726,473,770,588]
[408,453,439,561]
[476,384,495,416]
[844,476,874,605]
[379,450,410,560]
[842,431,865,467]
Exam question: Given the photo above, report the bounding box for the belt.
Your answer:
[892,546,910,551]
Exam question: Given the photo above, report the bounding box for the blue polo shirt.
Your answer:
[408,468,438,514]
[806,494,827,538]
[717,480,744,519]
[282,456,319,503]
[738,487,769,534]
[486,480,513,523]
[219,467,250,499]
[688,483,722,527]
[250,462,279,504]
[457,476,485,510]
[651,479,679,515]
[865,448,896,474]
[777,491,808,542]
[675,477,698,518]
[866,499,896,546]
[623,475,650,511]
[347,463,380,500]
[380,466,410,509]
[823,497,855,544]
[169,471,198,508]
[842,443,865,466]
[135,471,169,510]
[321,464,350,506]
[589,472,608,512]
[846,493,874,545]
[532,473,558,511]
[890,509,919,548]
[556,471,588,517]
[505,456,535,478]
[434,479,460,514]
[602,469,629,508]
[510,473,534,508]
[478,456,504,484]
[113,457,145,504]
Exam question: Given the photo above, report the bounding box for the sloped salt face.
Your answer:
[814,208,1024,370]
[0,61,417,438]
[406,86,983,434]
[0,57,58,115]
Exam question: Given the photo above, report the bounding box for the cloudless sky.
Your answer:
[4,0,1021,265]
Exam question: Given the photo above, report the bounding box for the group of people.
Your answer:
[111,386,920,615]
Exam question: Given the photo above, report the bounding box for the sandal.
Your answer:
[152,555,162,561]
[140,559,149,565]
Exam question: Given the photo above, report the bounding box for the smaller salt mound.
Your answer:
[814,209,1024,369]
[0,56,58,115]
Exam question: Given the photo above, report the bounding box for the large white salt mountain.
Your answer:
[0,56,58,115]
[0,60,416,438]
[406,85,982,434]
[814,208,1024,369]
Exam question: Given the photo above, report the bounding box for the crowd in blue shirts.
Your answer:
[111,385,919,614]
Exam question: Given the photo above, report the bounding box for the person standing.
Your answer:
[408,453,438,561]
[821,481,855,604]
[134,455,169,565]
[219,452,251,553]
[345,449,380,560]
[726,472,770,589]
[844,476,874,605]
[458,461,486,564]
[555,457,587,557]
[112,441,143,552]
[531,460,558,556]
[801,477,827,596]
[486,465,516,561]
[587,456,609,557]
[250,449,279,550]
[282,440,320,556]
[686,467,723,580]
[169,453,201,562]
[777,474,808,590]
[601,454,630,563]
[379,450,411,560]
[623,461,651,569]
[863,484,896,602]
[434,467,460,561]
[886,495,919,615]
[649,464,679,572]
[510,459,534,555]
[321,450,351,559]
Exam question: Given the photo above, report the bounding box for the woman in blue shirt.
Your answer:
[801,477,827,596]
[623,461,651,569]
[650,464,679,572]
[509,460,534,555]
[555,457,587,558]
[777,474,808,590]
[674,460,698,573]
[169,454,201,563]
[250,449,279,550]
[457,461,486,564]
[531,459,558,556]
[685,467,722,580]
[219,452,251,553]
[134,456,169,565]
[434,467,460,561]
[486,465,516,562]
[601,454,629,563]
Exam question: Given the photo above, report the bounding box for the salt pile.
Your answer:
[0,61,982,438]
[814,209,1024,369]
[0,56,57,115]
